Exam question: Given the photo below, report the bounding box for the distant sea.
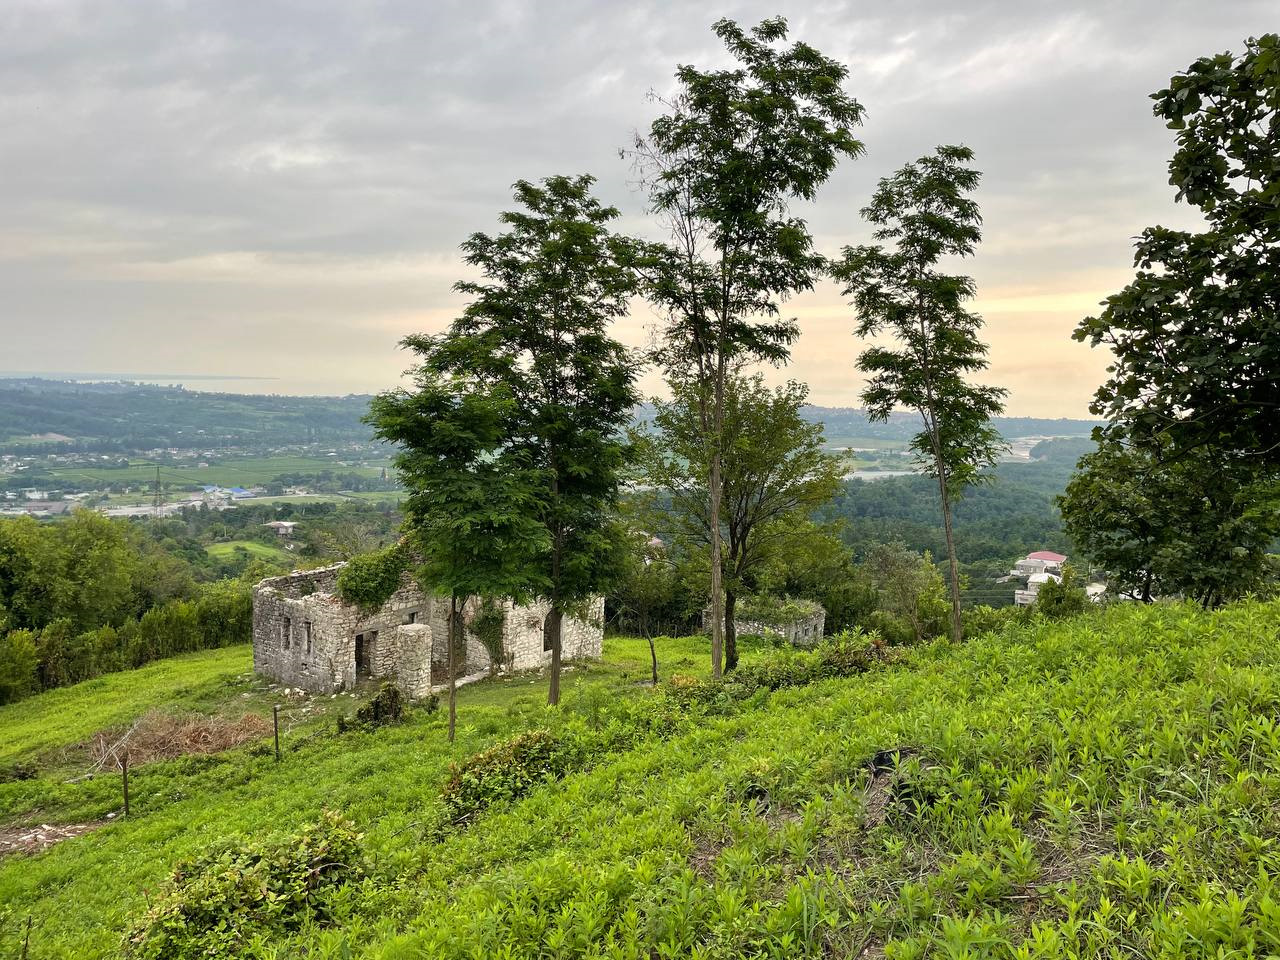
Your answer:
[0,372,387,397]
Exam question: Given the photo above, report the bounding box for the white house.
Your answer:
[1013,550,1065,578]
[1013,551,1067,606]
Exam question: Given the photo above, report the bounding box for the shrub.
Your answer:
[335,545,408,611]
[1035,564,1090,620]
[337,683,408,733]
[657,631,883,711]
[194,580,253,648]
[442,730,581,823]
[126,810,363,960]
[0,628,38,704]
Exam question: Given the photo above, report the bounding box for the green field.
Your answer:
[5,603,1280,957]
[42,455,395,490]
[0,645,257,770]
[204,540,295,563]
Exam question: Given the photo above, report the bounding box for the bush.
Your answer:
[0,628,38,704]
[337,683,408,732]
[442,730,582,823]
[1035,565,1090,620]
[963,604,1029,638]
[335,545,408,611]
[126,810,363,960]
[667,630,882,708]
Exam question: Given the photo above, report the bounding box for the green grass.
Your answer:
[0,645,255,769]
[6,603,1280,958]
[204,540,294,563]
[42,455,394,490]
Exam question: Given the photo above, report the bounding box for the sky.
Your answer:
[0,1,1274,417]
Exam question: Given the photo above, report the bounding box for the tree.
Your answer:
[629,16,864,677]
[1059,438,1279,606]
[612,529,677,685]
[835,145,1007,643]
[1074,35,1280,467]
[427,175,638,706]
[1034,563,1090,621]
[862,541,949,645]
[0,629,38,705]
[368,379,547,741]
[754,519,878,634]
[639,373,844,669]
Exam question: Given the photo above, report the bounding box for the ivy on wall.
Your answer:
[335,545,409,611]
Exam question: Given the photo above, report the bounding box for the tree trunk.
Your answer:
[936,473,963,643]
[545,605,563,706]
[643,610,658,685]
[707,366,726,679]
[447,594,459,742]
[723,588,738,672]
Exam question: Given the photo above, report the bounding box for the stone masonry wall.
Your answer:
[253,564,603,697]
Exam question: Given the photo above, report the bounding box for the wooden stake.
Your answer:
[121,752,130,818]
[273,704,281,762]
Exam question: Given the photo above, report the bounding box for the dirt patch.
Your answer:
[0,821,104,857]
[85,710,270,768]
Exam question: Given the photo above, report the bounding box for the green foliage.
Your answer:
[337,683,408,733]
[442,730,581,824]
[734,594,824,628]
[638,374,845,668]
[1060,439,1280,605]
[863,541,950,644]
[125,810,363,959]
[0,579,251,704]
[442,174,639,703]
[663,631,882,708]
[0,628,37,704]
[335,544,409,611]
[470,599,506,671]
[632,16,864,677]
[13,604,1280,957]
[1074,34,1280,469]
[835,145,1007,643]
[754,520,877,634]
[1035,564,1090,620]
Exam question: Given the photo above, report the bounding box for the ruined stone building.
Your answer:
[703,597,827,648]
[252,564,603,697]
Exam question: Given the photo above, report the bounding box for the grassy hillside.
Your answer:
[4,603,1280,957]
[0,645,255,769]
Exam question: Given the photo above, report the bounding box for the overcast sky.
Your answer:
[1,1,1273,416]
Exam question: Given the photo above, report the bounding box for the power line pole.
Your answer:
[153,464,163,518]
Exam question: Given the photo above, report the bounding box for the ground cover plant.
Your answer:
[3,603,1280,957]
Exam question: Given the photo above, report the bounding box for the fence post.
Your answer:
[121,751,130,818]
[273,704,281,762]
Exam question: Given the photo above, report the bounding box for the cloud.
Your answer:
[0,0,1274,415]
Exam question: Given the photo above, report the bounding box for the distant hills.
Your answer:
[0,378,1101,454]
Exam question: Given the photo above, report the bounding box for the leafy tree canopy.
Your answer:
[1074,34,1280,464]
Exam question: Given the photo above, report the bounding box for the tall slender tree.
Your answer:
[434,175,638,706]
[367,378,546,741]
[629,16,863,677]
[639,373,843,669]
[834,145,1007,643]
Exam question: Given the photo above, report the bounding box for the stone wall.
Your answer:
[252,564,604,697]
[500,597,606,669]
[701,604,827,649]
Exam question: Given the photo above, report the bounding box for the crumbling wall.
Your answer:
[252,563,604,696]
[501,597,605,670]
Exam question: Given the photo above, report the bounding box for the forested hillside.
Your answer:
[1,378,1097,455]
[0,380,374,452]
